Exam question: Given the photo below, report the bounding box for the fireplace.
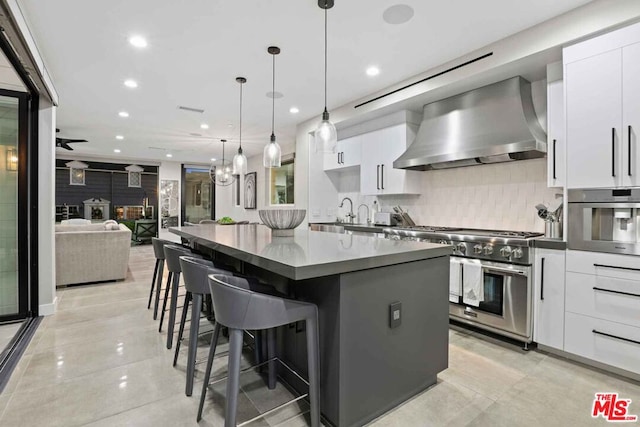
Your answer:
[83,198,110,220]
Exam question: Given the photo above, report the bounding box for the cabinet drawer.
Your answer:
[565,312,640,375]
[566,272,640,328]
[566,250,640,280]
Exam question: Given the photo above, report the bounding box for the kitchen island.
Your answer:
[170,224,450,427]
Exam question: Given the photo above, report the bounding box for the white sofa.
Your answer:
[55,223,132,286]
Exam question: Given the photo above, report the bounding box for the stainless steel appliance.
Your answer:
[384,227,543,347]
[374,212,399,226]
[568,188,640,255]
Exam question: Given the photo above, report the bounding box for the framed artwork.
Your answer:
[244,172,257,209]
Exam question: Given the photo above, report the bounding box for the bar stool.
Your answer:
[149,238,172,320]
[198,274,320,427]
[160,244,202,349]
[174,256,229,396]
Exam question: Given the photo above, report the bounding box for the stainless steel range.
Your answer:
[384,227,543,348]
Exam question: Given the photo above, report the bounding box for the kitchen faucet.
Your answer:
[339,197,355,224]
[357,204,370,224]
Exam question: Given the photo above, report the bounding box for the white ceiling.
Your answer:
[20,0,593,163]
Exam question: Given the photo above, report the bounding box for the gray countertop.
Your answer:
[170,224,451,280]
[531,238,567,250]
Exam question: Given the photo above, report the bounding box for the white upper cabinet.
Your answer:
[622,42,640,187]
[547,76,565,188]
[323,135,362,172]
[360,124,421,195]
[564,21,640,189]
[565,49,622,189]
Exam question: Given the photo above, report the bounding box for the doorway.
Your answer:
[182,167,214,224]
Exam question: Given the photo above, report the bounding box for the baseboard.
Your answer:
[38,296,57,316]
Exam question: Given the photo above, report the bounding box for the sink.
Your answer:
[309,223,345,234]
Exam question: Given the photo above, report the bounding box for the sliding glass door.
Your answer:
[0,91,29,321]
[182,167,214,224]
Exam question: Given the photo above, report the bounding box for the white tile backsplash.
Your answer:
[336,158,560,232]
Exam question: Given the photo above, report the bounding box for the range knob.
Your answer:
[473,244,483,254]
[438,239,450,245]
[456,243,466,254]
[483,244,494,255]
[512,247,524,259]
[500,246,512,258]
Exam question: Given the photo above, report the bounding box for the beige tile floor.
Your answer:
[0,245,638,426]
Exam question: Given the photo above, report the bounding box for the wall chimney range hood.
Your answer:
[393,76,547,171]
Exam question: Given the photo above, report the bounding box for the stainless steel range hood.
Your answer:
[393,76,547,171]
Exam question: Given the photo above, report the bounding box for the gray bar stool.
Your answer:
[160,244,202,349]
[174,256,230,396]
[198,274,320,427]
[150,238,174,319]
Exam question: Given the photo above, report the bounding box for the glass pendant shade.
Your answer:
[232,148,247,175]
[209,139,236,187]
[314,110,337,153]
[263,135,281,168]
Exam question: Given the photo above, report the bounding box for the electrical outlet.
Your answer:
[389,302,401,328]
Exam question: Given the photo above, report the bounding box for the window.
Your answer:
[270,155,294,205]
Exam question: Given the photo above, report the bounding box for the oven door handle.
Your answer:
[483,266,527,276]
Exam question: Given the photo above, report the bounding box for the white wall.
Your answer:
[38,99,56,315]
[158,161,182,242]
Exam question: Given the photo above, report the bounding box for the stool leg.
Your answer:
[173,292,191,367]
[225,328,243,427]
[186,293,202,396]
[306,314,320,427]
[253,330,262,367]
[267,328,277,390]
[153,260,165,320]
[147,259,159,309]
[158,271,172,332]
[197,322,222,422]
[166,272,181,349]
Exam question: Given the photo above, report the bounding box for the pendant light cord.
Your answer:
[239,82,243,150]
[324,6,328,112]
[271,53,276,137]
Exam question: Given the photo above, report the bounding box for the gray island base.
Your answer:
[169,224,450,427]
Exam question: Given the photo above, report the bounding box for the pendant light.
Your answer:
[314,0,337,153]
[209,139,236,186]
[232,77,248,175]
[263,46,282,168]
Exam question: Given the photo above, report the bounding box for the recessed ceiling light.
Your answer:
[200,124,209,129]
[210,158,216,162]
[116,135,124,140]
[289,107,299,114]
[118,111,129,118]
[227,123,234,128]
[128,35,148,48]
[114,149,121,153]
[383,4,415,25]
[166,153,173,158]
[124,79,138,88]
[366,66,380,76]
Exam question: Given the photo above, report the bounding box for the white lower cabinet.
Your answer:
[566,271,640,329]
[565,312,640,375]
[533,248,566,350]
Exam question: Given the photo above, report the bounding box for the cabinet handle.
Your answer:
[612,128,616,177]
[593,287,640,298]
[552,140,557,180]
[381,164,385,189]
[376,165,380,190]
[337,153,340,165]
[341,152,344,164]
[594,263,640,272]
[629,125,633,177]
[593,329,640,346]
[540,257,545,301]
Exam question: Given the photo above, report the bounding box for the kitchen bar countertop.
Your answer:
[170,223,450,280]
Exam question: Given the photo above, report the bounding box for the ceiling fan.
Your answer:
[55,128,88,150]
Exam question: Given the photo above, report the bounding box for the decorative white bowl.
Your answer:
[258,209,306,236]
